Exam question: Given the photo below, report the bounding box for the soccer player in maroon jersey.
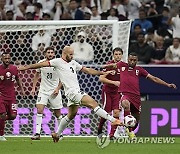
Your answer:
[0,52,25,141]
[104,52,177,139]
[97,47,123,139]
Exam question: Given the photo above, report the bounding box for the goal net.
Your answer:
[0,20,131,136]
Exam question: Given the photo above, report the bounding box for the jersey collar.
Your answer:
[61,57,68,63]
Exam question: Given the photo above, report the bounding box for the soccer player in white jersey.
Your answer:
[19,46,123,142]
[31,47,63,140]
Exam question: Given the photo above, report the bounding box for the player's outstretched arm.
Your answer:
[81,67,104,75]
[102,63,117,69]
[99,72,120,87]
[18,61,50,71]
[147,74,177,89]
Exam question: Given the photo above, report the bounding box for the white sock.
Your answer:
[57,115,63,126]
[94,106,115,122]
[56,115,71,136]
[36,114,43,134]
[119,107,124,121]
[56,115,63,135]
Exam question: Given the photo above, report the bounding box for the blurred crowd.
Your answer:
[0,0,180,64]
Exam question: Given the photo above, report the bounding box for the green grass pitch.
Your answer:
[1,137,180,154]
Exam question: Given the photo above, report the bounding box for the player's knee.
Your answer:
[122,100,130,110]
[82,96,98,109]
[113,110,120,117]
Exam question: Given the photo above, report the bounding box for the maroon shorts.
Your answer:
[120,93,141,113]
[102,90,121,113]
[0,97,17,116]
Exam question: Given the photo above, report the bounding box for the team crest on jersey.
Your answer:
[110,70,116,75]
[121,67,125,71]
[6,72,11,79]
[0,76,4,80]
[12,75,16,81]
[136,70,139,76]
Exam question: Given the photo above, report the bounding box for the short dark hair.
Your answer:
[33,2,42,9]
[112,47,123,54]
[173,37,180,42]
[128,52,137,57]
[44,46,55,54]
[1,52,10,56]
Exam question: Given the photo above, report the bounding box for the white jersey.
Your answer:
[49,58,83,95]
[37,59,60,94]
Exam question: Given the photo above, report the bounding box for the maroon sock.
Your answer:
[0,118,5,136]
[98,118,106,132]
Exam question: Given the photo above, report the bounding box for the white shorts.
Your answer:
[36,92,63,109]
[66,90,87,107]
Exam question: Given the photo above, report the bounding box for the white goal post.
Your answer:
[0,20,132,136]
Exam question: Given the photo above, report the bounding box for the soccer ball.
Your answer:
[124,115,136,127]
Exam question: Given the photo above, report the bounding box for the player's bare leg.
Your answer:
[52,105,78,143]
[109,109,120,140]
[31,104,45,140]
[81,95,123,126]
[0,113,16,141]
[53,109,63,140]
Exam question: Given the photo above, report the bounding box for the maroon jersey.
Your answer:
[117,61,148,96]
[0,64,19,100]
[103,60,120,93]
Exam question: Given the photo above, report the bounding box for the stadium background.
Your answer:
[2,20,133,136]
[1,20,179,136]
[0,0,179,137]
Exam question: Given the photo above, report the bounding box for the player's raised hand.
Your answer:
[51,88,59,98]
[167,83,177,89]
